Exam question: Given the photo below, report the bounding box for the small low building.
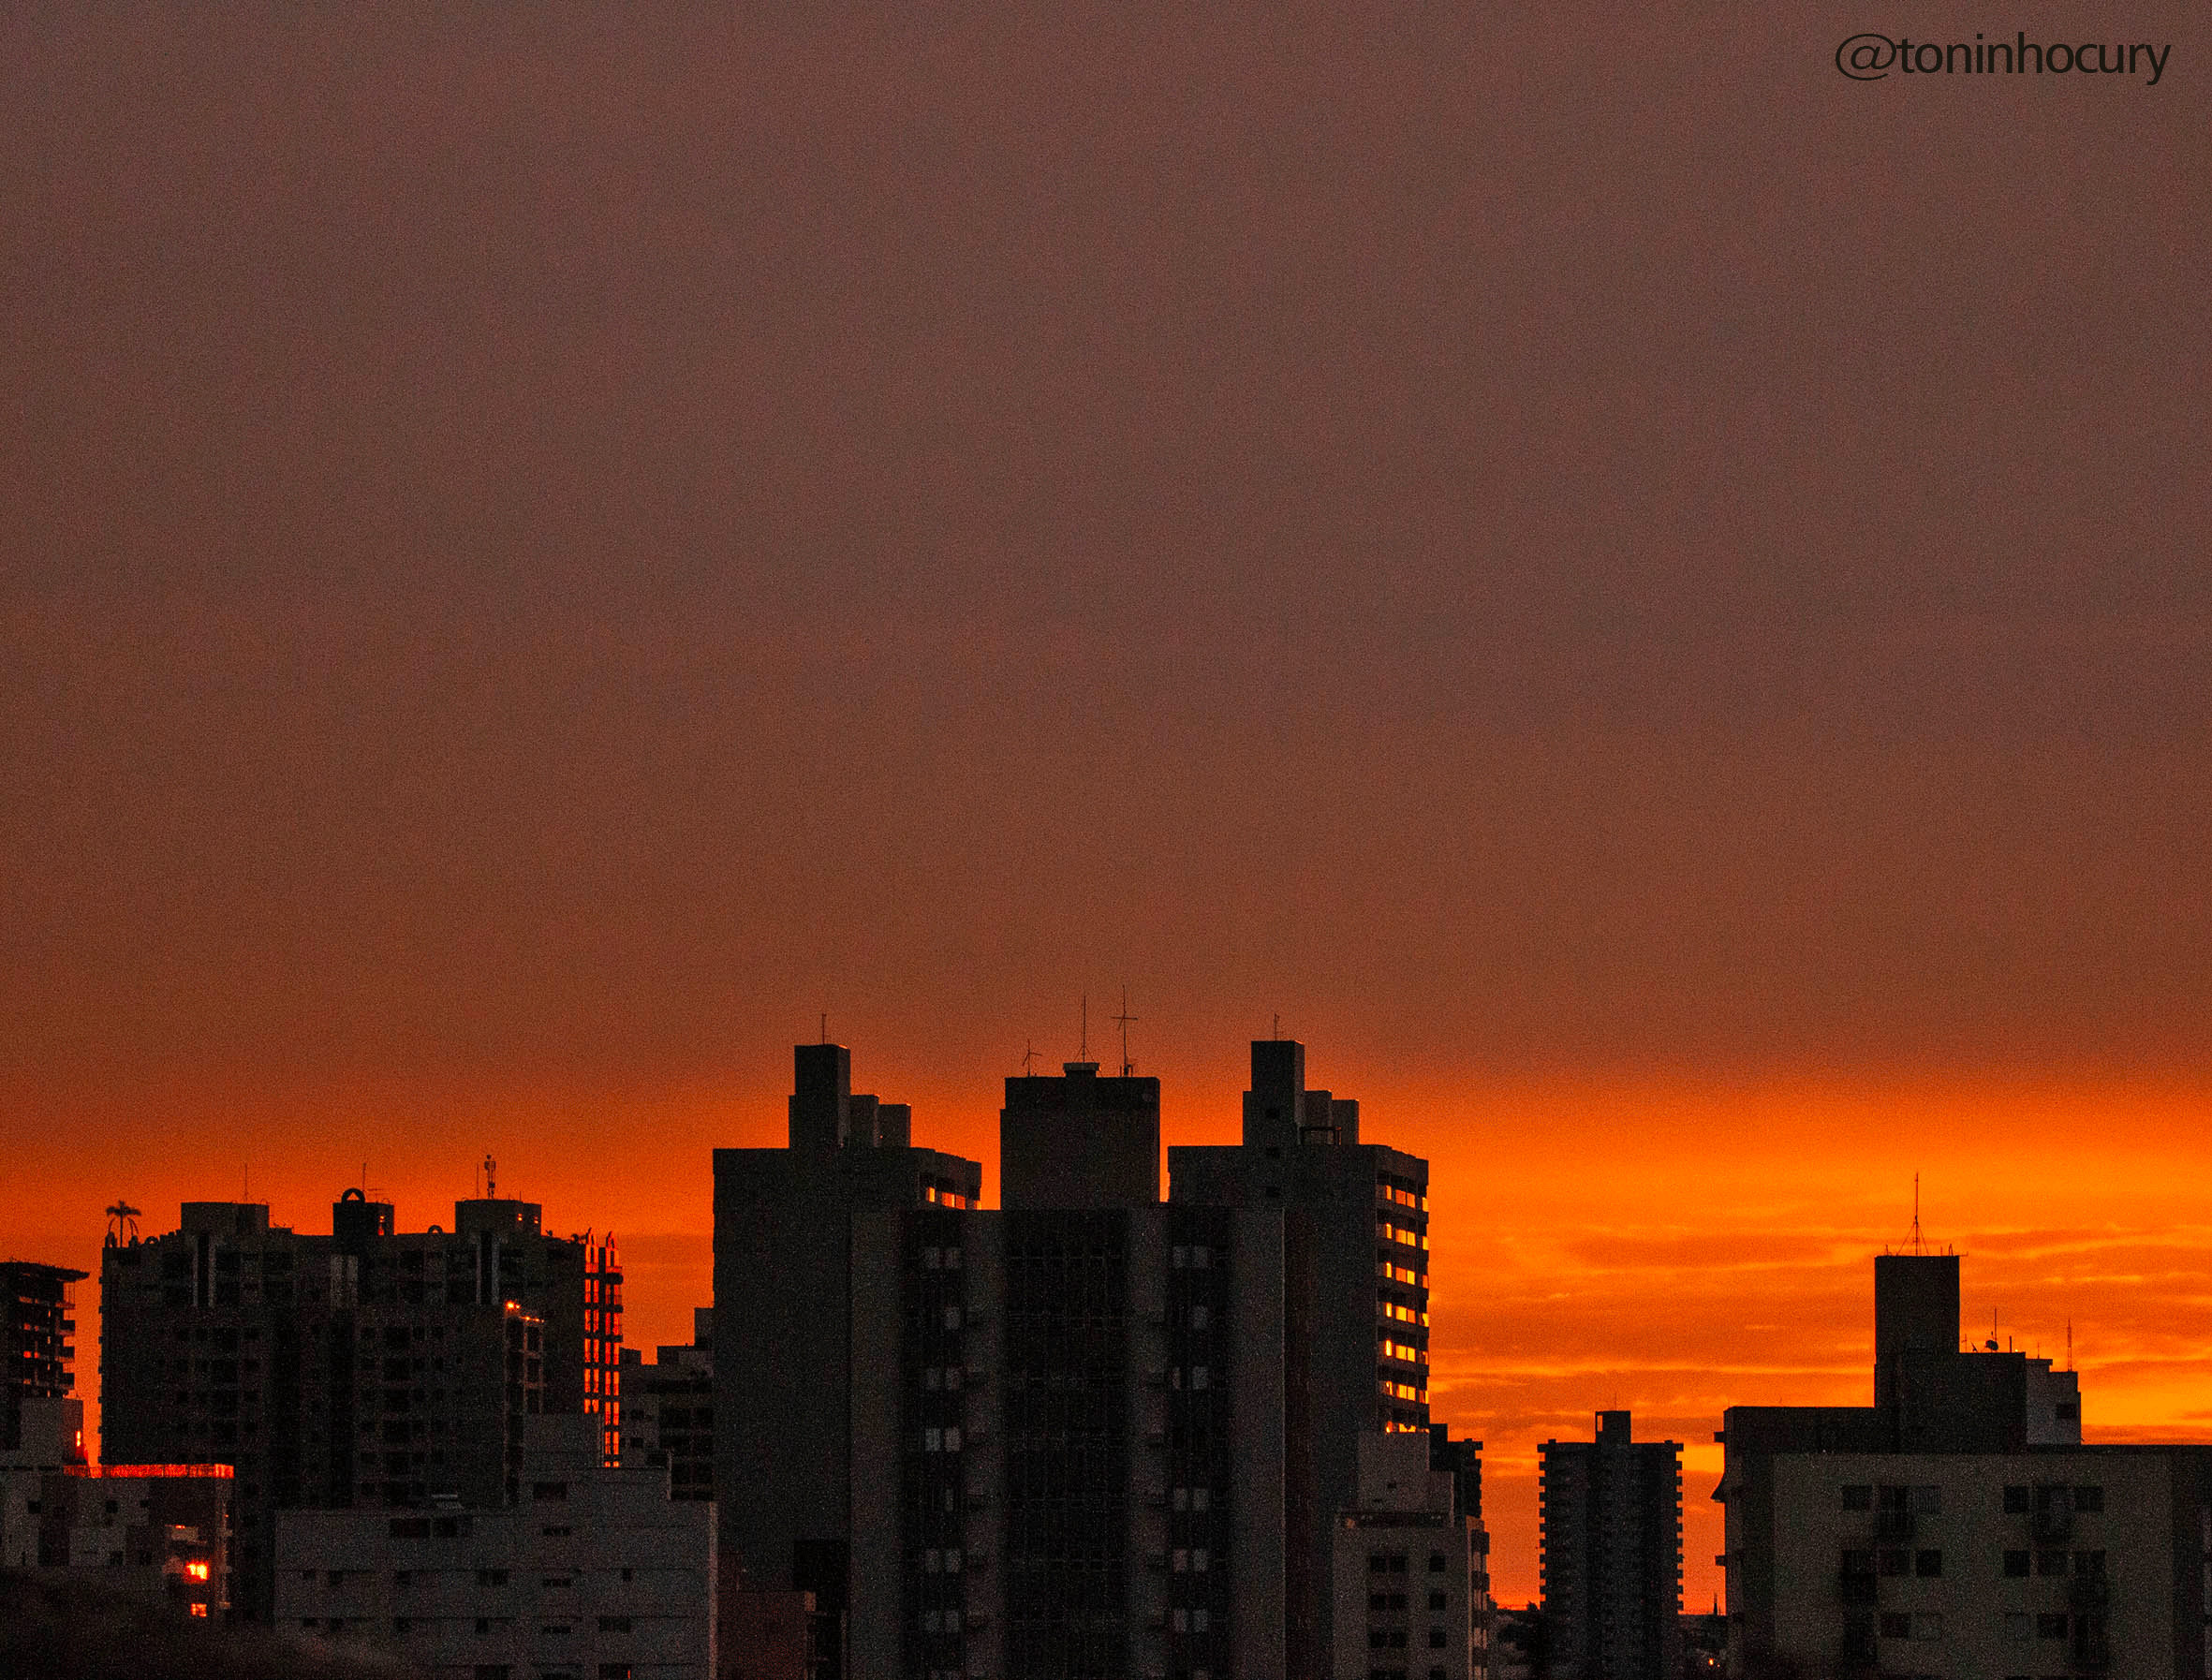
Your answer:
[0,1395,231,1621]
[1333,1428,1491,1680]
[276,1412,715,1679]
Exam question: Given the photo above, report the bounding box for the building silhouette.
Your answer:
[1538,1410,1683,1680]
[3,1260,87,1452]
[1331,1428,1491,1679]
[1719,1246,2212,1676]
[275,1413,715,1678]
[1169,1037,1435,1674]
[713,1035,1468,1680]
[98,1188,621,1624]
[621,1307,715,1504]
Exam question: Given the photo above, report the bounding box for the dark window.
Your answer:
[1841,1549,1875,1575]
[389,1517,431,1539]
[2037,1551,2067,1576]
[2004,1550,2029,1577]
[2037,1613,2068,1639]
[533,1481,568,1501]
[597,1616,633,1633]
[1390,1555,1408,1574]
[599,1669,632,1680]
[1879,1550,1908,1576]
[1914,1550,1942,1578]
[1428,1591,1447,1611]
[2074,1550,2106,1577]
[1841,1484,1873,1511]
[1428,1628,1447,1647]
[1370,1554,1392,1573]
[1428,1553,1445,1572]
[2074,1485,2104,1511]
[1878,1484,1910,1510]
[1879,1613,1911,1639]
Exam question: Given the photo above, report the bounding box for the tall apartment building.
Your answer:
[715,1044,984,1680]
[1331,1429,1491,1680]
[4,1260,87,1451]
[99,1187,620,1624]
[621,1308,715,1504]
[1718,1246,2212,1677]
[277,1412,715,1679]
[1169,1038,1435,1675]
[715,1045,1295,1680]
[1538,1411,1684,1680]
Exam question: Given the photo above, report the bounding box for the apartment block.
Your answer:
[1719,1245,2212,1678]
[276,1413,714,1679]
[1,1394,230,1620]
[4,1260,87,1451]
[1539,1411,1684,1680]
[99,1187,616,1623]
[1170,1038,1436,1676]
[1331,1429,1491,1680]
[622,1309,715,1505]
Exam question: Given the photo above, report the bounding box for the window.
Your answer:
[2036,1551,2067,1576]
[1914,1550,1942,1577]
[477,1569,509,1586]
[533,1481,568,1501]
[2073,1549,2106,1577]
[1879,1550,1908,1577]
[1428,1553,1445,1572]
[2074,1484,2104,1511]
[597,1616,633,1633]
[2003,1550,2029,1577]
[1841,1484,1873,1511]
[1428,1591,1447,1611]
[1912,1485,1941,1514]
[2037,1613,2068,1639]
[1880,1614,1911,1639]
[2003,1484,2029,1512]
[1427,1628,1447,1647]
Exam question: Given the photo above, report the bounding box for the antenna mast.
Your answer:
[1911,1172,1923,1255]
[1113,988,1139,1076]
[1080,994,1088,1063]
[1022,1039,1038,1076]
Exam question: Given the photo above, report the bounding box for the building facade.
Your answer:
[99,1188,616,1623]
[1169,1038,1436,1677]
[276,1413,715,1679]
[622,1308,715,1505]
[1330,1429,1490,1680]
[1718,1247,2212,1678]
[1538,1411,1683,1680]
[3,1260,87,1452]
[1,1394,230,1621]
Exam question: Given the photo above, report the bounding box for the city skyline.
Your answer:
[13,1030,2201,1612]
[5,0,2208,1641]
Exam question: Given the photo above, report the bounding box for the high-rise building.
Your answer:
[1715,1246,2212,1677]
[3,1260,87,1452]
[1169,1038,1435,1675]
[714,1044,983,1680]
[1538,1411,1683,1680]
[98,1187,618,1624]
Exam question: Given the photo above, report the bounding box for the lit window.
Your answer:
[186,1561,212,1581]
[190,1603,209,1618]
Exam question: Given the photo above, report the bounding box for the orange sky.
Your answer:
[4,0,2209,1623]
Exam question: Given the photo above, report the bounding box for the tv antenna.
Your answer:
[484,1154,496,1200]
[1910,1172,1923,1254]
[820,1010,829,1045]
[1113,988,1139,1076]
[1022,1039,1039,1076]
[1079,994,1089,1063]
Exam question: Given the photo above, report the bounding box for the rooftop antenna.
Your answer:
[2067,1319,2073,1371]
[1080,994,1089,1063]
[820,1010,829,1045]
[1273,1011,1281,1040]
[1022,1039,1039,1076]
[1910,1172,1923,1255]
[1113,987,1139,1076]
[484,1154,496,1200]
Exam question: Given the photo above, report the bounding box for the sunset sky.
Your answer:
[4,0,2208,1612]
